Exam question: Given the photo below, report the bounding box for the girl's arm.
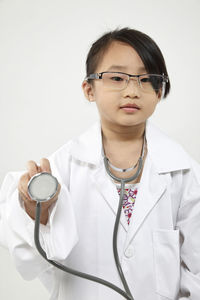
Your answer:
[176,159,200,299]
[0,145,78,283]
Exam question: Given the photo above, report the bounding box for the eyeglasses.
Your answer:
[85,71,168,94]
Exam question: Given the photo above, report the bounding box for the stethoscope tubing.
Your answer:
[33,155,144,300]
[112,179,133,298]
[104,156,143,300]
[34,202,133,300]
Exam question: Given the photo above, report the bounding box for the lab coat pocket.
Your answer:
[153,229,180,300]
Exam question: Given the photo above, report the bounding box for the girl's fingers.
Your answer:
[26,160,39,178]
[40,158,52,173]
[19,187,34,203]
[26,158,51,178]
[18,173,34,202]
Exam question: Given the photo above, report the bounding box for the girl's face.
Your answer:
[82,41,161,128]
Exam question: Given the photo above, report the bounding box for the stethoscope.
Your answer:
[27,133,146,300]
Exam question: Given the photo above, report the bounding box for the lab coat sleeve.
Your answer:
[0,145,79,283]
[176,158,200,300]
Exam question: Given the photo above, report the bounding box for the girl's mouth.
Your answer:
[120,103,140,112]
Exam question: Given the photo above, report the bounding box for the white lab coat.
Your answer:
[0,120,200,300]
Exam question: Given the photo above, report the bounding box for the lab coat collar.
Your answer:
[70,119,190,173]
[70,120,190,241]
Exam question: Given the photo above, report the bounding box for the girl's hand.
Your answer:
[18,158,61,225]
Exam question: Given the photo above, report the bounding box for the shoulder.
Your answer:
[46,121,100,180]
[146,121,200,174]
[184,156,200,185]
[47,139,74,183]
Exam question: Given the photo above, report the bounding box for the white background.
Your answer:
[0,0,200,299]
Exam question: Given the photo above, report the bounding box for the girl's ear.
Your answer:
[82,80,95,102]
[157,89,162,102]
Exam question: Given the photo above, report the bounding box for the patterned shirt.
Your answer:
[115,183,138,225]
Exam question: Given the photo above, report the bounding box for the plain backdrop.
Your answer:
[0,0,200,299]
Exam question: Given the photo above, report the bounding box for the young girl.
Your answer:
[1,27,200,300]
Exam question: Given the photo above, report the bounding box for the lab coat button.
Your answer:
[125,246,134,258]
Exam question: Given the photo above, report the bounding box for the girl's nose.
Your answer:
[123,78,141,98]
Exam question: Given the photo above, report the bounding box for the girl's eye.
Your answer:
[111,76,124,81]
[141,77,150,83]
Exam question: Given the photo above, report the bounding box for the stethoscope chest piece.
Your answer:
[28,172,58,202]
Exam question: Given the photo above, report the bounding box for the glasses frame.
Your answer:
[85,71,169,97]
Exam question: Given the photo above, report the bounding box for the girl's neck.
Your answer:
[101,120,147,183]
[101,121,146,144]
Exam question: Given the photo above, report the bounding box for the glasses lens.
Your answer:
[102,72,128,90]
[139,75,163,92]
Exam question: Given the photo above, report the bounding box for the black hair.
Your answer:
[85,27,170,98]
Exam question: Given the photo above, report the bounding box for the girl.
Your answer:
[1,27,200,300]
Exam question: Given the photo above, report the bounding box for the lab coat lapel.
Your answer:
[90,153,167,238]
[124,154,167,247]
[71,120,129,231]
[91,164,129,232]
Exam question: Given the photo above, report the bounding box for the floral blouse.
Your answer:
[115,183,139,225]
